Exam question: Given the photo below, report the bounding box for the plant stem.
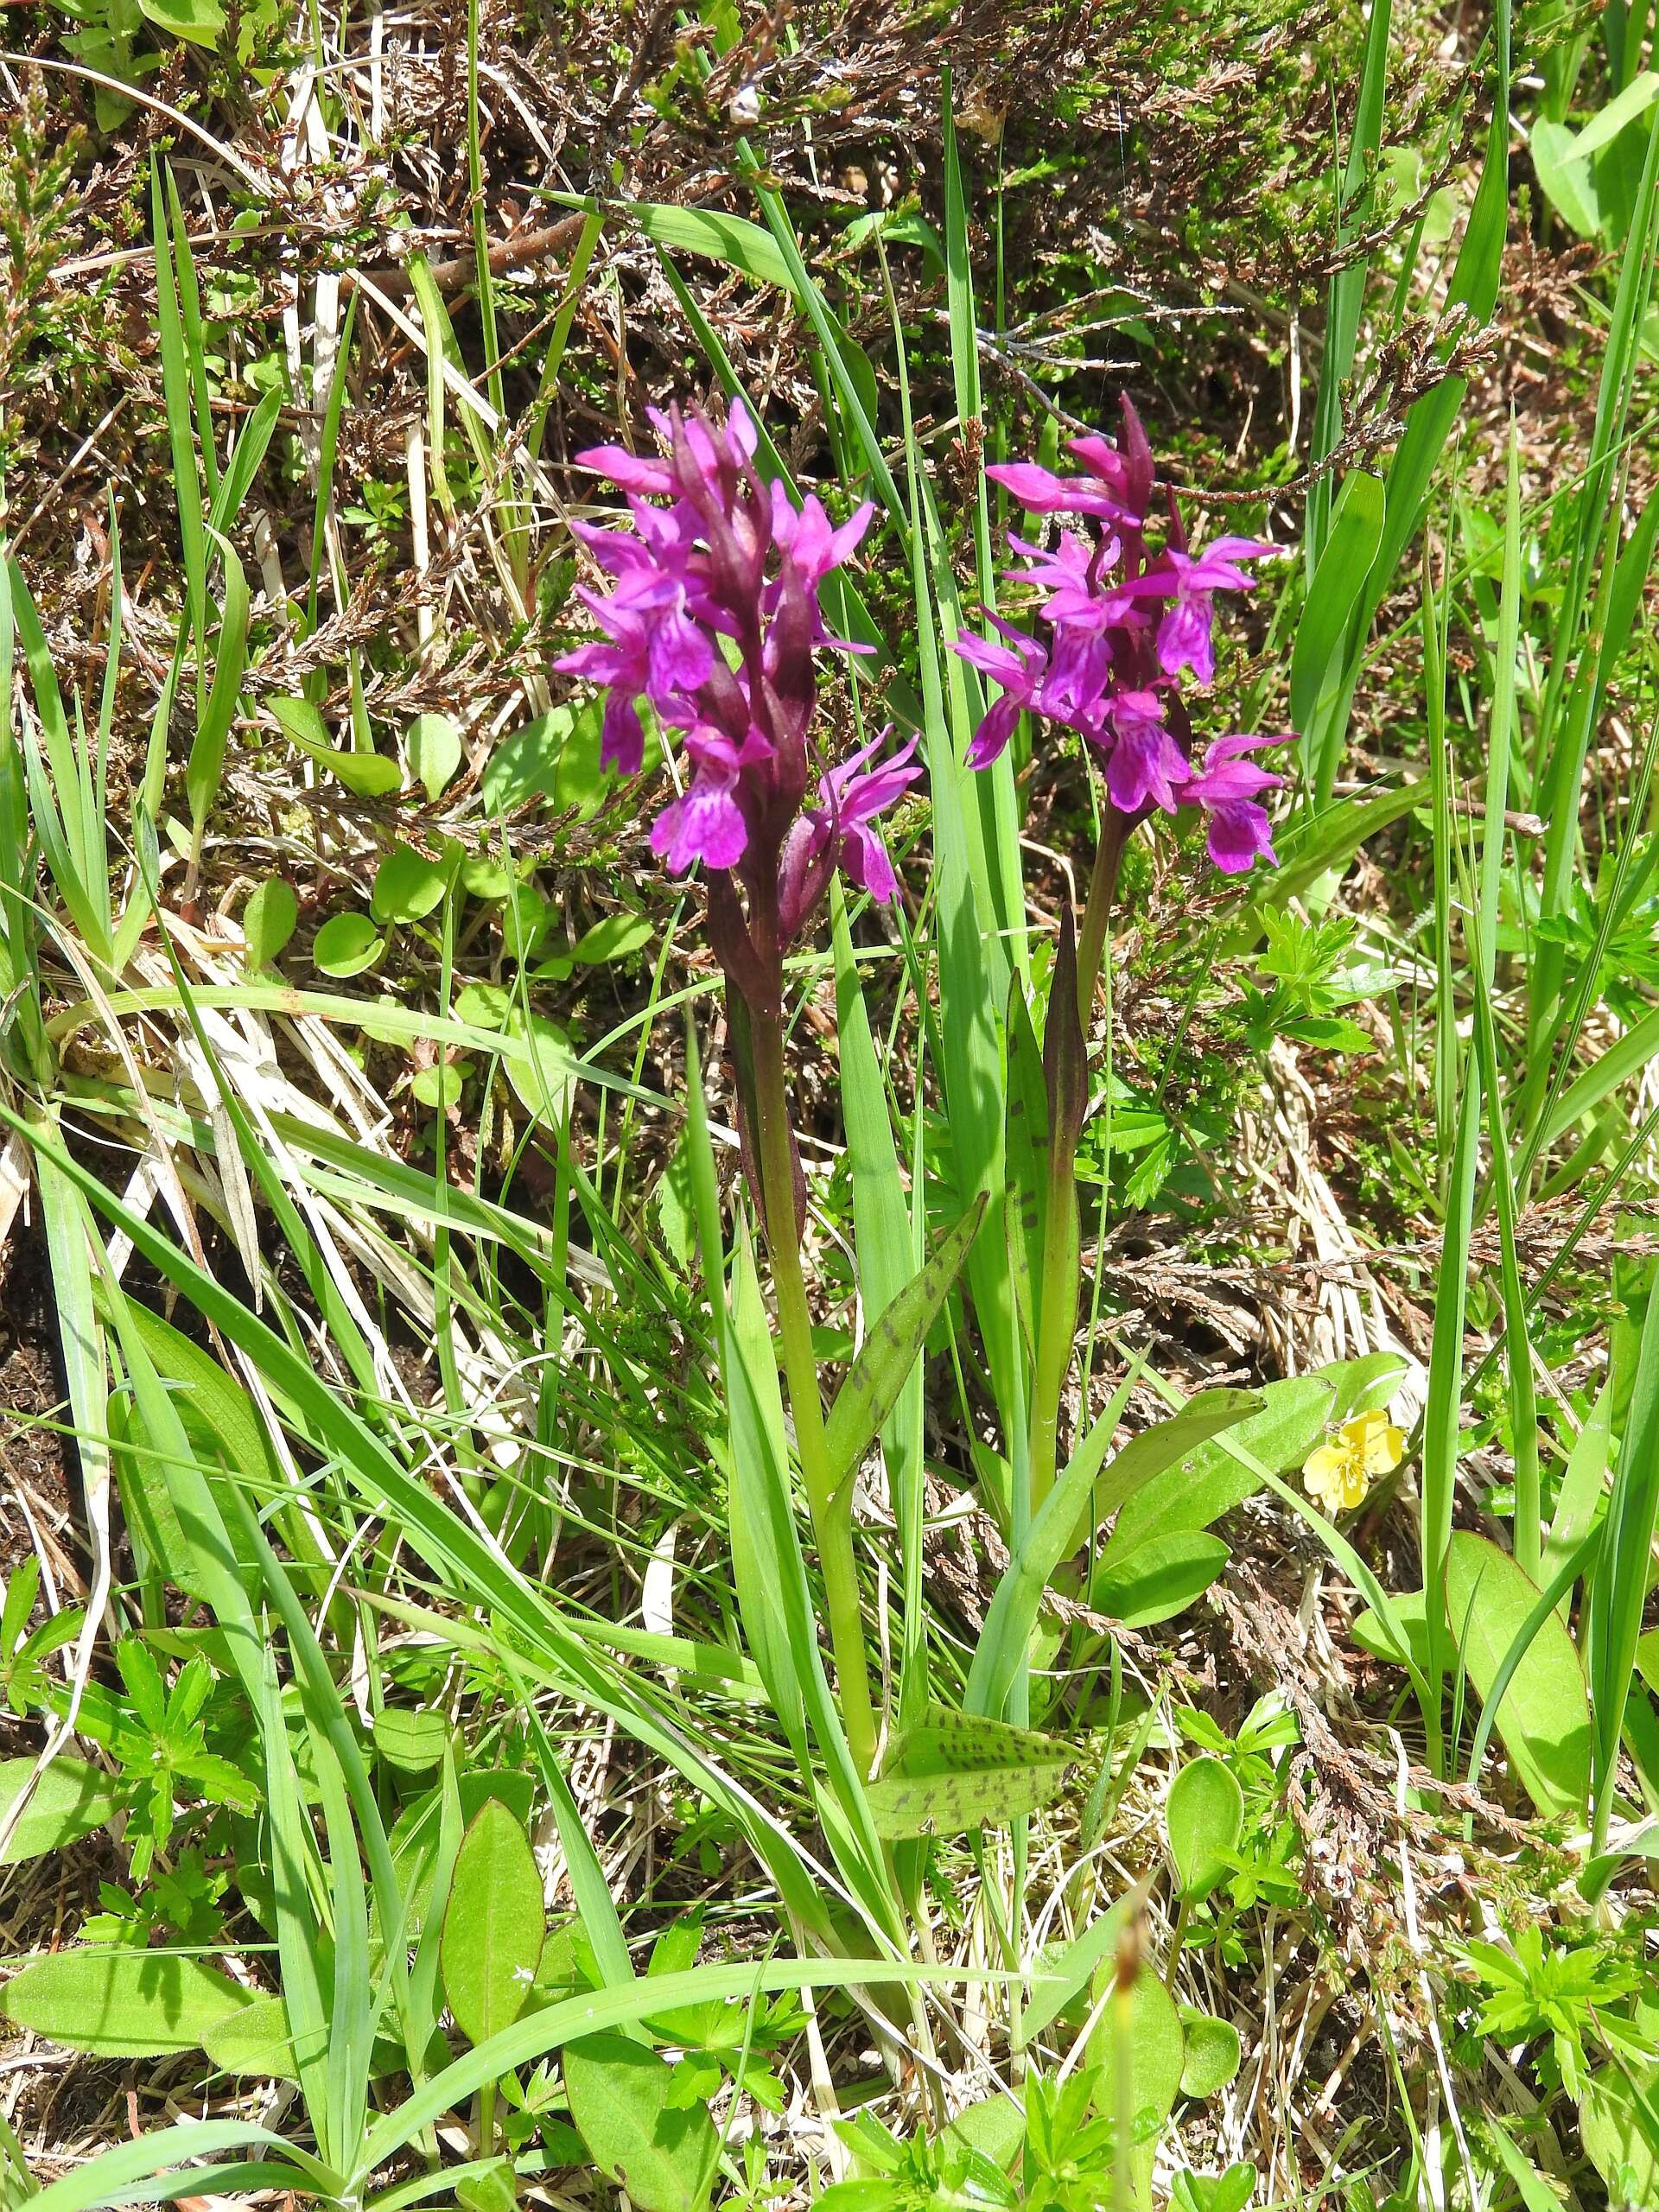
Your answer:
[1076,810,1130,1021]
[1027,1129,1081,1522]
[749,1005,879,1780]
[1028,812,1131,1518]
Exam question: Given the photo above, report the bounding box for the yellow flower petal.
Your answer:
[1360,1420,1407,1477]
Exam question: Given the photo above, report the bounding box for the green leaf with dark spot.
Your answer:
[823,1193,988,1490]
[866,1706,1073,1840]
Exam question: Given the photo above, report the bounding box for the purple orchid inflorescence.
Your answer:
[554,397,920,1014]
[952,397,1287,874]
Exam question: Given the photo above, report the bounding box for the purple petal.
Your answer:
[1156,596,1216,684]
[965,694,1020,769]
[651,778,747,872]
[601,693,645,776]
[1205,801,1277,873]
[575,442,676,497]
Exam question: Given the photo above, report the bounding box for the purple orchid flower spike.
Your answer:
[556,391,919,1012]
[949,389,1290,901]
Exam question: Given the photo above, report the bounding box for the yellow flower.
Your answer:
[1302,1409,1406,1516]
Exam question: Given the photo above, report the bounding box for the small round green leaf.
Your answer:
[410,1064,466,1113]
[571,912,654,965]
[439,1798,544,2048]
[241,878,297,969]
[313,912,383,978]
[1166,1756,1243,1903]
[1178,2006,1242,2098]
[371,843,452,925]
[408,712,464,801]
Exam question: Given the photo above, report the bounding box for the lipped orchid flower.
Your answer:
[952,394,1286,875]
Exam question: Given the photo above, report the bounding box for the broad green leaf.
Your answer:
[0,1757,119,1865]
[944,2094,1024,2172]
[1532,76,1659,236]
[1090,1532,1230,1630]
[241,877,297,969]
[1096,1380,1292,1574]
[571,912,653,964]
[481,709,571,813]
[1166,1758,1243,1902]
[1354,1535,1593,1819]
[2,1948,251,2057]
[1178,2009,1242,2098]
[866,1707,1073,1840]
[312,912,383,978]
[408,712,464,800]
[372,843,455,925]
[202,1992,415,2085]
[1580,2067,1659,2209]
[724,1221,807,1760]
[823,1193,988,1490]
[1257,780,1425,907]
[832,884,926,1720]
[966,1376,1249,1719]
[1016,1893,1135,2048]
[1087,1972,1185,2206]
[1103,1360,1402,1567]
[267,697,403,798]
[439,1799,546,2048]
[1290,472,1385,737]
[1530,118,1604,236]
[139,0,226,45]
[374,1707,454,1771]
[563,2032,719,2212]
[202,1994,302,2082]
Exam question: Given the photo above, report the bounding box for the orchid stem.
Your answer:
[1076,810,1129,1022]
[1029,814,1131,1521]
[750,1004,879,1781]
[1027,1141,1081,1522]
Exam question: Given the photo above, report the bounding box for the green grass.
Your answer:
[3,3,1659,2209]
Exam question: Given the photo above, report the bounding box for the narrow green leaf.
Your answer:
[823,1192,988,1491]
